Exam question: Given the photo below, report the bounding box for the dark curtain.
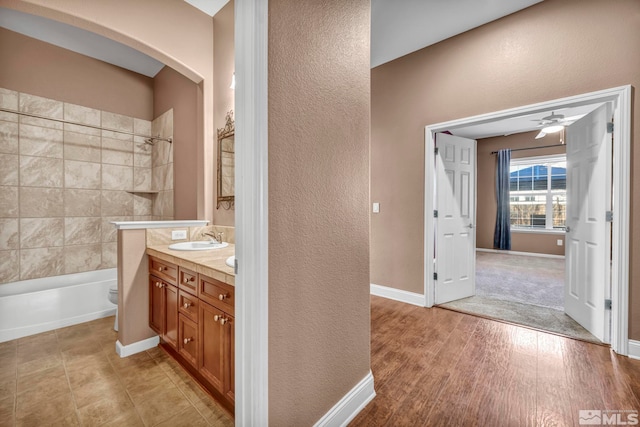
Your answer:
[493,149,511,250]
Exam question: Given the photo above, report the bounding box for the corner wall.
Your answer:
[370,0,640,339]
[268,0,371,424]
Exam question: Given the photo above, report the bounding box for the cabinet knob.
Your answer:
[183,277,193,283]
[220,317,227,325]
[183,302,191,309]
[183,338,192,345]
[214,315,220,322]
[155,282,162,288]
[157,266,164,272]
[218,294,227,301]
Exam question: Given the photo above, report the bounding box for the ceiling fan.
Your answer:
[532,112,568,139]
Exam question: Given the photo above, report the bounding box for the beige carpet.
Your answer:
[439,252,601,344]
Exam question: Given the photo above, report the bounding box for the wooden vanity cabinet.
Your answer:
[149,275,178,350]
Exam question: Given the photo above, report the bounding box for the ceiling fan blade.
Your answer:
[535,131,547,139]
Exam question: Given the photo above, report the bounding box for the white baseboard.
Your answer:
[116,335,159,358]
[314,370,375,427]
[370,283,425,307]
[476,247,565,259]
[628,340,640,360]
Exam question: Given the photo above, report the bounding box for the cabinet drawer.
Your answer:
[199,275,234,315]
[178,314,198,368]
[178,267,198,296]
[178,290,199,322]
[149,257,177,284]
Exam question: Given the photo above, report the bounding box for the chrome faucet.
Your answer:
[202,231,224,244]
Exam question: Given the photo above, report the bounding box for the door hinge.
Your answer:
[606,211,613,222]
[434,147,439,155]
[433,272,438,280]
[234,258,238,275]
[607,122,614,133]
[434,210,438,218]
[605,299,612,310]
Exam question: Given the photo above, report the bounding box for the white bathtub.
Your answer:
[0,269,117,343]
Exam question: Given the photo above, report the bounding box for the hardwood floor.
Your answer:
[351,296,640,426]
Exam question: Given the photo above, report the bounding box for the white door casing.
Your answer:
[434,133,477,304]
[564,103,612,342]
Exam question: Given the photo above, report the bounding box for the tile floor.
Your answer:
[0,316,234,426]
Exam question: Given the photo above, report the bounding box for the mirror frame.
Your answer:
[217,110,235,209]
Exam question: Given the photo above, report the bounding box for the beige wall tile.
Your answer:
[65,160,101,189]
[20,247,64,280]
[64,131,101,163]
[19,93,63,120]
[0,218,19,250]
[64,189,101,217]
[161,190,173,218]
[101,191,133,216]
[0,121,19,154]
[102,137,133,166]
[65,217,102,245]
[146,228,187,246]
[101,112,133,133]
[63,123,100,137]
[102,164,132,191]
[133,119,151,136]
[19,156,63,188]
[0,111,18,122]
[101,216,132,243]
[0,154,18,185]
[133,215,154,221]
[0,186,19,217]
[19,124,63,158]
[19,187,63,217]
[0,250,19,283]
[133,194,153,216]
[64,244,102,274]
[101,243,117,269]
[0,88,18,111]
[133,168,152,192]
[64,103,100,127]
[20,116,63,130]
[20,218,64,249]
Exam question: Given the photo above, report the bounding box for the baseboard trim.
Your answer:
[370,284,425,307]
[314,370,375,427]
[476,247,565,259]
[628,340,640,360]
[116,336,159,358]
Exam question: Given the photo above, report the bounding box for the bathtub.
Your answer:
[0,268,117,343]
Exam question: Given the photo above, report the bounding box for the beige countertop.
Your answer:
[146,243,235,286]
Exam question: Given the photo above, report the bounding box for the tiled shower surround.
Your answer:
[0,88,174,284]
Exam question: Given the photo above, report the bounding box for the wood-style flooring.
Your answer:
[351,296,640,426]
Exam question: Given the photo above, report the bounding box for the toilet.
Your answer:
[108,284,118,331]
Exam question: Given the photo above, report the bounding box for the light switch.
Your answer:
[557,239,563,246]
[172,230,188,240]
[372,202,380,213]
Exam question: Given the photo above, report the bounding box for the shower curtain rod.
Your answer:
[490,143,565,155]
[0,107,173,143]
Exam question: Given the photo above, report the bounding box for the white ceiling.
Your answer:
[184,0,228,17]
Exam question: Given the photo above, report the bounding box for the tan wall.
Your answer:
[370,0,640,337]
[0,28,153,120]
[212,0,235,226]
[268,0,371,424]
[154,67,198,220]
[477,131,565,256]
[1,0,216,221]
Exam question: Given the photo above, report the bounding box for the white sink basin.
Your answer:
[225,256,235,268]
[168,241,229,251]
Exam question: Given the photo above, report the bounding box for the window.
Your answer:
[509,154,566,230]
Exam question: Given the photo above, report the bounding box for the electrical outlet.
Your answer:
[557,239,563,246]
[172,230,187,240]
[372,202,380,213]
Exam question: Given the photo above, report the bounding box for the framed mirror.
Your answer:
[217,110,235,209]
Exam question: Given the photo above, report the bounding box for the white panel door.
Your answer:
[565,103,612,342]
[435,133,476,304]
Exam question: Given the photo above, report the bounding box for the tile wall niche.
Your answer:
[0,87,174,284]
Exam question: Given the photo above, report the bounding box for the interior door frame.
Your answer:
[424,85,632,356]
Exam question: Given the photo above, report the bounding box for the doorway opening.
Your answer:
[423,86,631,356]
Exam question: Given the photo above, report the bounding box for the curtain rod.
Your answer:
[490,143,565,155]
[0,107,172,143]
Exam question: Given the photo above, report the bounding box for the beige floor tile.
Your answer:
[154,406,209,427]
[61,339,105,364]
[16,341,60,366]
[48,412,81,426]
[66,360,116,389]
[72,374,124,409]
[0,376,16,399]
[17,364,66,394]
[0,394,15,426]
[16,352,62,377]
[106,348,151,372]
[16,331,56,347]
[125,372,174,406]
[99,408,145,427]
[76,391,134,426]
[65,351,113,375]
[15,390,75,426]
[135,385,193,427]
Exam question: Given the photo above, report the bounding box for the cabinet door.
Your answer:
[224,314,235,404]
[199,302,225,392]
[149,276,164,334]
[178,314,198,368]
[164,284,179,349]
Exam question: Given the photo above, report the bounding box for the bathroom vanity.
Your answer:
[146,244,235,413]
